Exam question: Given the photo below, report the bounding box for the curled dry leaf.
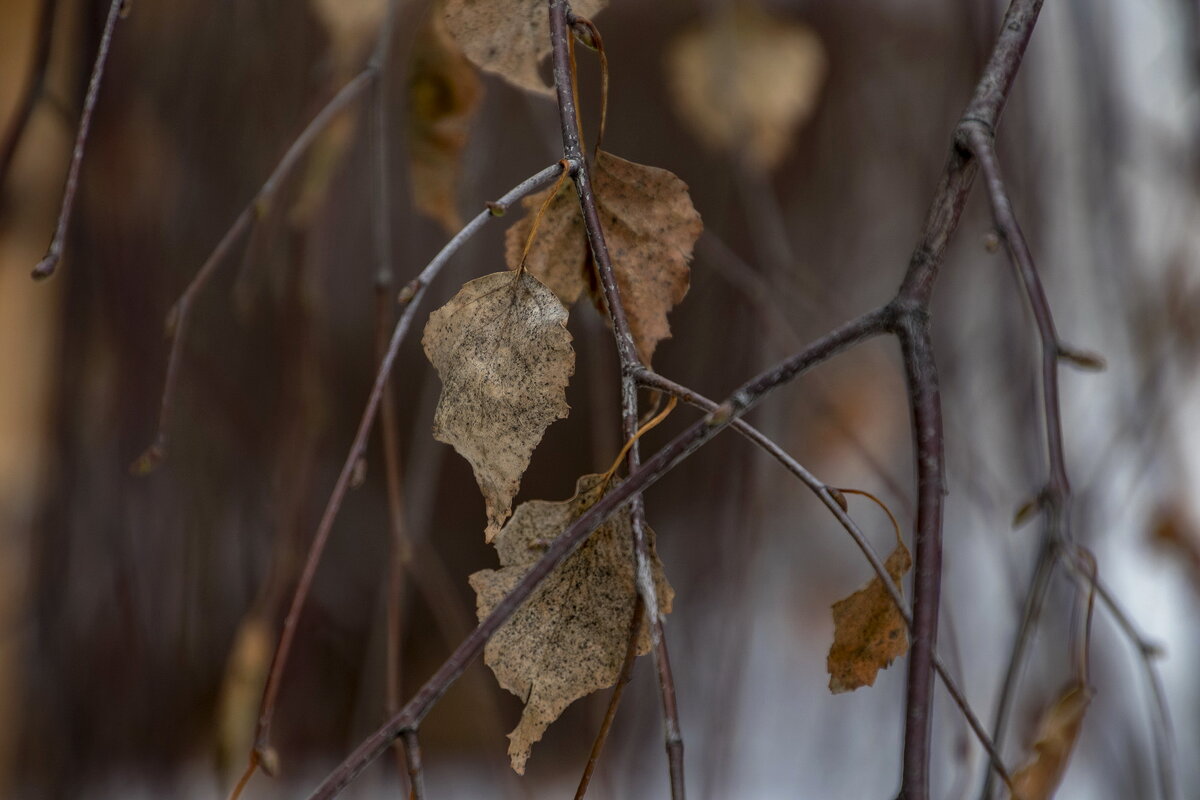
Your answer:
[310,0,387,78]
[1009,683,1093,800]
[666,4,827,171]
[408,5,483,233]
[423,271,574,541]
[827,540,911,693]
[504,150,702,364]
[443,0,607,96]
[469,473,674,774]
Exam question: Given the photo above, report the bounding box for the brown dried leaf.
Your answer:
[504,150,702,363]
[469,473,674,774]
[827,541,911,693]
[666,4,827,171]
[310,0,387,78]
[423,271,574,541]
[443,0,607,96]
[1008,683,1093,800]
[408,6,483,233]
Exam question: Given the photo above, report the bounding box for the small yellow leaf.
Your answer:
[504,150,702,364]
[1009,684,1093,800]
[444,0,607,96]
[408,5,483,233]
[422,271,574,541]
[469,474,674,774]
[827,541,911,693]
[666,4,827,171]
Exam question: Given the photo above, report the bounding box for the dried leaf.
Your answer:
[423,271,574,540]
[443,0,606,96]
[827,541,911,693]
[469,473,674,773]
[310,0,387,78]
[666,4,827,171]
[408,6,483,233]
[504,150,702,363]
[1008,684,1093,800]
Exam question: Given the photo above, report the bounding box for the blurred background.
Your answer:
[1,0,1199,798]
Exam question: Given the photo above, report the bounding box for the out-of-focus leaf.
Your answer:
[408,6,483,233]
[666,4,827,171]
[469,473,673,774]
[422,271,574,541]
[1008,683,1093,800]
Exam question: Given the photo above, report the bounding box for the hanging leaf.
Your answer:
[504,150,702,364]
[1008,683,1093,800]
[423,271,574,541]
[666,4,827,171]
[443,0,607,96]
[827,540,911,693]
[469,473,674,774]
[408,5,483,233]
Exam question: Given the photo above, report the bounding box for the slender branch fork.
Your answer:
[298,2,1061,799]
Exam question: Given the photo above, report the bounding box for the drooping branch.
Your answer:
[247,163,564,767]
[30,0,125,280]
[548,1,683,793]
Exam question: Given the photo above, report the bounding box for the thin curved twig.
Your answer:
[248,163,564,766]
[31,0,125,280]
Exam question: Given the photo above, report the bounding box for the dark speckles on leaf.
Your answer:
[504,150,702,364]
[444,0,607,96]
[422,272,575,541]
[469,474,673,774]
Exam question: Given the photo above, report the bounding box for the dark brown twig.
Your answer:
[549,2,684,794]
[575,598,645,800]
[30,0,125,280]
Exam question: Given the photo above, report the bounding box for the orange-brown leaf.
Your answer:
[1008,684,1093,800]
[469,473,673,774]
[408,6,483,233]
[666,4,827,171]
[443,0,607,96]
[422,271,574,541]
[504,150,702,364]
[827,541,911,693]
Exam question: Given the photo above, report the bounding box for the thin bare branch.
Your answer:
[30,0,125,280]
[549,1,682,793]
[249,163,564,764]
